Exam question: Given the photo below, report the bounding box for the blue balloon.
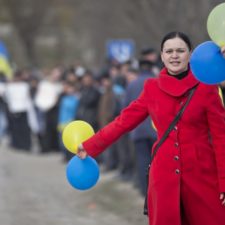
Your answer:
[66,156,100,190]
[190,41,225,84]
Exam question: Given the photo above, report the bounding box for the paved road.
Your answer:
[0,144,148,225]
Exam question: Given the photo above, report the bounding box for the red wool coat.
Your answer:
[83,68,225,225]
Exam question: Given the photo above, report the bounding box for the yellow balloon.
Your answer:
[207,3,225,47]
[62,120,94,154]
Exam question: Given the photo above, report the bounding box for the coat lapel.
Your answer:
[158,68,199,97]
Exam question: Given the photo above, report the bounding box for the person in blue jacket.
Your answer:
[58,81,80,161]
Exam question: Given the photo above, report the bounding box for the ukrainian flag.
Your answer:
[0,41,12,79]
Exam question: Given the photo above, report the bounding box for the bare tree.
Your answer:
[3,0,52,66]
[1,0,224,68]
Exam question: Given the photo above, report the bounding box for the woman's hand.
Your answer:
[76,144,88,159]
[220,193,225,205]
[221,46,225,58]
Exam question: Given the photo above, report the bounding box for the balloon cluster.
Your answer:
[62,120,100,190]
[190,3,225,84]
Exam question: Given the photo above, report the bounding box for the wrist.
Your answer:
[78,143,84,150]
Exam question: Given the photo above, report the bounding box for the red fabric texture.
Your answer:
[83,68,225,225]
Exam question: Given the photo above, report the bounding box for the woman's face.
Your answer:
[161,37,191,75]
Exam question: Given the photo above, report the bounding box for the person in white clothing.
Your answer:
[4,70,35,150]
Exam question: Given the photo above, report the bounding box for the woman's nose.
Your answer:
[171,51,178,58]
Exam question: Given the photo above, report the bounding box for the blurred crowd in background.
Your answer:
[0,47,164,197]
[1,45,225,197]
[4,45,225,198]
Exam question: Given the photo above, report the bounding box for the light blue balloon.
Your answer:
[66,156,100,190]
[190,41,225,84]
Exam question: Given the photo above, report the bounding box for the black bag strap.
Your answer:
[143,85,198,216]
[149,85,198,165]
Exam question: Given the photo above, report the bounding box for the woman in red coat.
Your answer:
[77,31,225,225]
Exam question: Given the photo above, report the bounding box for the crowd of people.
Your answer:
[0,47,162,197]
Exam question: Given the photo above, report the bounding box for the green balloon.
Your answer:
[207,3,225,47]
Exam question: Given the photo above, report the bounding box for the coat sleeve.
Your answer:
[82,80,150,157]
[206,85,225,193]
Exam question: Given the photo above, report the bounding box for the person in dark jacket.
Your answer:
[124,60,157,195]
[76,71,101,131]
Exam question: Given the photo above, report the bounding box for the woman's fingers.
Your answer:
[220,193,225,205]
[77,145,88,159]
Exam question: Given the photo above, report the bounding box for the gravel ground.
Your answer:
[0,143,148,225]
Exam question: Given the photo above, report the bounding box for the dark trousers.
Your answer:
[38,106,60,153]
[102,134,135,181]
[117,134,135,177]
[102,142,119,171]
[134,138,155,196]
[9,111,31,150]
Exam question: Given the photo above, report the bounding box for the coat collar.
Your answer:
[158,67,199,97]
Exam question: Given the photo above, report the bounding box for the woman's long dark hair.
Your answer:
[160,31,192,51]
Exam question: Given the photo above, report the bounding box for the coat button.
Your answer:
[174,142,179,147]
[175,169,180,174]
[173,126,178,131]
[180,101,183,105]
[174,155,179,160]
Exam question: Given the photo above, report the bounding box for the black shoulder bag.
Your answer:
[143,85,197,216]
